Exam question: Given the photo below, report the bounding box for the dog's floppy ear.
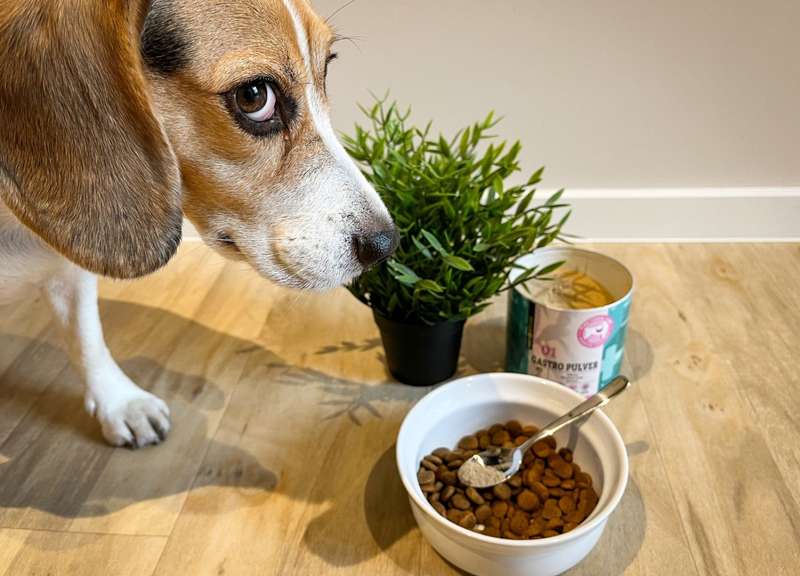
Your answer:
[0,3,182,279]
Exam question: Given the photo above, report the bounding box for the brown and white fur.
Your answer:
[0,0,396,447]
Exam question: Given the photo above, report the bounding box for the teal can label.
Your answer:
[505,248,633,396]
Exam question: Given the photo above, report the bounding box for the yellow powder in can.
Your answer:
[523,267,615,310]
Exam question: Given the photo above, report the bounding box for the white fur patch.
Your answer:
[281,0,389,218]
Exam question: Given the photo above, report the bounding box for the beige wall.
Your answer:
[316,0,800,189]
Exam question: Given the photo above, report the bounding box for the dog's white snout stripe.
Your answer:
[281,0,389,220]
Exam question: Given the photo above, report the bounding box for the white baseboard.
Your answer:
[181,187,800,243]
[553,187,800,241]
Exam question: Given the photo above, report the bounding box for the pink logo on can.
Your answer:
[577,315,614,348]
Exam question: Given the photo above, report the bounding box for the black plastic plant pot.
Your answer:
[373,311,466,387]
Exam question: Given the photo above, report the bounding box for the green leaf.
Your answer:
[412,236,433,259]
[416,279,444,293]
[444,255,474,271]
[421,229,448,256]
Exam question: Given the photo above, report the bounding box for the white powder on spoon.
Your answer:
[458,455,508,488]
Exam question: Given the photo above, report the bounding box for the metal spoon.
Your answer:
[457,375,631,488]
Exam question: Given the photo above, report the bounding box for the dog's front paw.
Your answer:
[85,378,171,448]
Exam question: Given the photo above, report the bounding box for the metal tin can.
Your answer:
[505,247,634,396]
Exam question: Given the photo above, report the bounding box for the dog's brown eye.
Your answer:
[234,81,276,122]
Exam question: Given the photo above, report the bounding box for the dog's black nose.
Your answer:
[354,227,400,267]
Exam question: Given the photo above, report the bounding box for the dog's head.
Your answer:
[0,0,396,288]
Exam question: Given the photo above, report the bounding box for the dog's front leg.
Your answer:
[45,263,170,447]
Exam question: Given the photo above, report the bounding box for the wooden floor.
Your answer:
[0,242,798,575]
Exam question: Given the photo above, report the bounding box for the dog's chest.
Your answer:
[0,200,64,305]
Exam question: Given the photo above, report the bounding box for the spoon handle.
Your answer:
[517,375,631,455]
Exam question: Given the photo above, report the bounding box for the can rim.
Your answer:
[510,246,634,312]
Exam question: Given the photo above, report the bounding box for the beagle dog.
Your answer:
[0,0,397,447]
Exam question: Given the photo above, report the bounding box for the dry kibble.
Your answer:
[432,447,450,459]
[458,435,479,450]
[420,459,438,471]
[466,486,485,505]
[516,490,540,512]
[542,499,563,519]
[459,511,477,529]
[475,504,492,522]
[440,470,458,486]
[532,481,549,500]
[418,420,596,541]
[506,420,523,434]
[510,512,529,535]
[545,517,563,530]
[491,429,511,446]
[417,469,435,485]
[441,485,456,501]
[425,454,443,466]
[555,462,574,479]
[493,483,512,501]
[532,440,552,458]
[491,501,508,518]
[451,493,471,510]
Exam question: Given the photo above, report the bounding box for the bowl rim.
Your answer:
[396,372,629,548]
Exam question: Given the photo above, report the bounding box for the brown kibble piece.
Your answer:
[420,459,438,471]
[440,470,458,486]
[545,517,563,530]
[475,504,492,522]
[441,485,455,501]
[508,475,522,489]
[491,429,511,446]
[558,448,573,462]
[561,479,575,490]
[458,511,477,529]
[506,420,523,434]
[447,508,466,523]
[483,526,501,538]
[466,486,485,505]
[532,440,552,458]
[543,476,561,487]
[478,433,491,449]
[444,449,465,463]
[510,512,528,535]
[493,483,512,500]
[458,435,479,450]
[491,501,508,518]
[565,510,585,524]
[516,490,540,512]
[446,459,464,469]
[523,468,540,487]
[452,494,471,510]
[542,499,562,519]
[532,481,549,500]
[575,471,592,488]
[425,454,443,466]
[543,436,557,449]
[432,501,447,516]
[513,435,529,446]
[526,518,545,537]
[555,462,574,479]
[542,529,560,538]
[432,447,450,459]
[559,496,576,513]
[417,469,435,485]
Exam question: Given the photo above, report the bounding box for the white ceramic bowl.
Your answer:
[396,373,628,576]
